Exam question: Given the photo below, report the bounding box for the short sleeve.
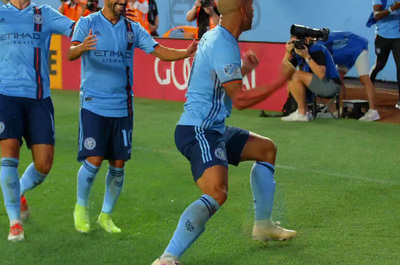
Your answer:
[71,17,89,43]
[373,0,383,6]
[212,41,242,86]
[310,50,326,66]
[134,22,159,54]
[47,6,75,37]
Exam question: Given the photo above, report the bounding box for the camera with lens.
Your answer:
[87,0,98,12]
[290,24,330,49]
[201,0,212,7]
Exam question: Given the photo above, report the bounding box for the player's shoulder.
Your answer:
[203,26,238,49]
[125,17,143,30]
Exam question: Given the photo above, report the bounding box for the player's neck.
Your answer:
[101,8,121,25]
[10,0,31,10]
[219,17,243,40]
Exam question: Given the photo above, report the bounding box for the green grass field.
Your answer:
[1,90,399,265]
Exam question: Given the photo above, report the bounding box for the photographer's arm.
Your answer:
[295,48,326,79]
[374,2,400,20]
[187,0,202,22]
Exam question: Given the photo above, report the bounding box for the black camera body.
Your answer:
[201,0,212,7]
[290,24,330,49]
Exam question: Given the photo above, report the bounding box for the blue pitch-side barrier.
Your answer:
[14,0,398,82]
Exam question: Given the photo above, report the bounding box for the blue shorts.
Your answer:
[78,108,133,162]
[175,125,250,182]
[0,94,55,148]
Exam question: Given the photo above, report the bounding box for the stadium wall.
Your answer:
[51,36,287,111]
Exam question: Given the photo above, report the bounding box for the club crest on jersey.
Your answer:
[126,32,134,43]
[84,137,96,150]
[0,122,4,134]
[214,148,227,161]
[33,14,43,24]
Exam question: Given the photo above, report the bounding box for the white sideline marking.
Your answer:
[134,146,400,186]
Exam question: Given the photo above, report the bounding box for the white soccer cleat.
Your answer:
[8,222,25,242]
[281,110,311,122]
[252,220,297,242]
[359,109,380,121]
[151,257,182,265]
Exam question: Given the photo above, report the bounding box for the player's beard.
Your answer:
[108,1,127,16]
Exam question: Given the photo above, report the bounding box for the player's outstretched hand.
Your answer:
[242,50,259,73]
[81,29,98,52]
[186,40,199,58]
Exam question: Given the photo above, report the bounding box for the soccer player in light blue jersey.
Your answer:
[152,0,297,264]
[68,0,197,234]
[0,0,75,241]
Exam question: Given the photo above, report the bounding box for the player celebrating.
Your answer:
[152,0,296,264]
[68,0,197,234]
[0,0,75,241]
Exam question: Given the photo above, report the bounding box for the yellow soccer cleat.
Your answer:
[74,204,90,233]
[252,220,297,242]
[98,212,121,233]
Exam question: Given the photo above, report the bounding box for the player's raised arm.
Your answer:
[151,40,198,61]
[225,59,294,110]
[68,28,98,61]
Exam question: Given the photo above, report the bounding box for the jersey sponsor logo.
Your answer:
[93,50,132,58]
[0,122,4,134]
[126,31,135,43]
[84,137,96,150]
[214,148,227,161]
[0,33,41,41]
[33,14,43,24]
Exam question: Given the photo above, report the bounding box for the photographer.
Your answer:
[85,0,101,14]
[59,0,90,22]
[282,28,341,122]
[186,0,220,39]
[148,0,159,36]
[126,0,151,33]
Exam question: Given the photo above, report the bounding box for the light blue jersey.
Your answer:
[318,32,369,69]
[178,25,242,134]
[0,3,75,99]
[72,12,159,118]
[373,0,400,39]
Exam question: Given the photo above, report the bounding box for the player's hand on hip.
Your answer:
[186,40,199,58]
[242,50,259,73]
[392,2,400,10]
[81,29,98,52]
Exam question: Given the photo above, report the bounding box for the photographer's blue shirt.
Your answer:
[0,3,75,99]
[373,0,400,39]
[72,12,159,117]
[177,25,242,135]
[318,32,369,69]
[292,43,340,85]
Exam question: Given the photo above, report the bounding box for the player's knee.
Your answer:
[86,157,103,167]
[34,160,53,175]
[208,187,228,206]
[259,139,277,164]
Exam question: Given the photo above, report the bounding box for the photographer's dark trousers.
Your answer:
[370,35,400,99]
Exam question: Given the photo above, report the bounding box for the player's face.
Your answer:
[242,0,254,31]
[106,0,127,16]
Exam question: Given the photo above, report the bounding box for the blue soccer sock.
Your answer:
[250,161,276,221]
[162,194,220,259]
[20,162,47,196]
[101,166,124,214]
[0,158,21,222]
[77,160,100,207]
